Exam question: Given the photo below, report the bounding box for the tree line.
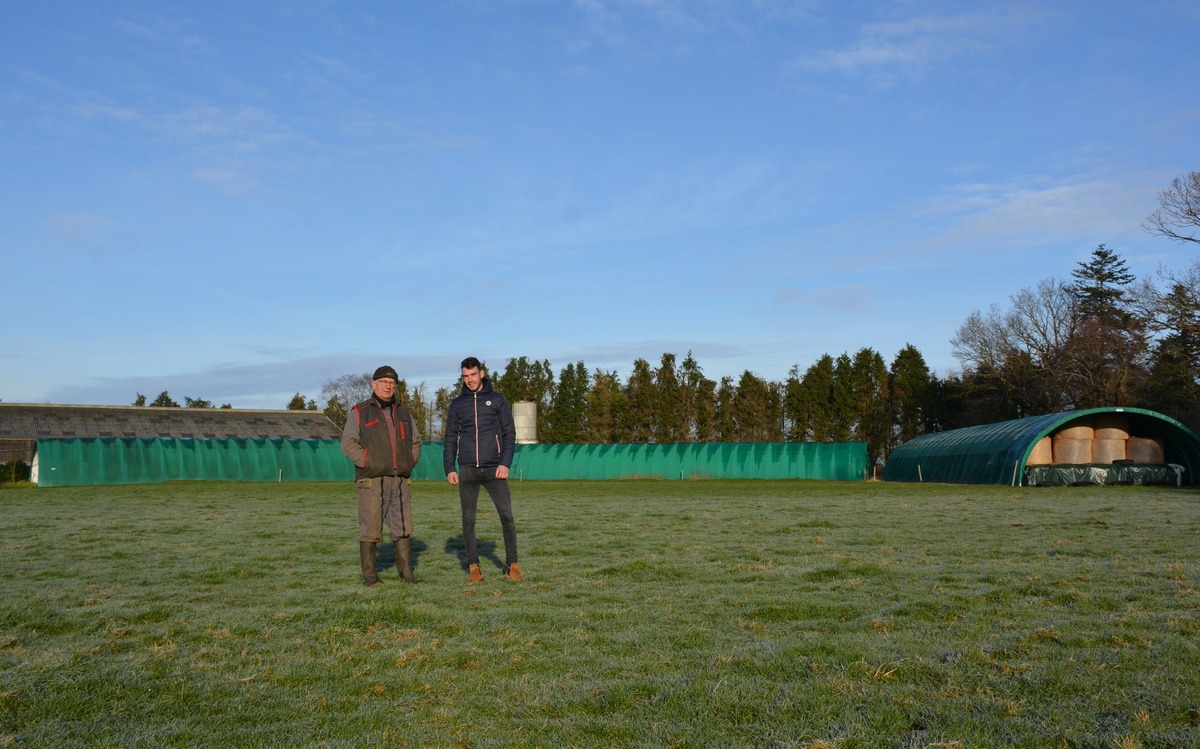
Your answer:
[132,392,233,409]
[140,171,1200,465]
[303,346,935,469]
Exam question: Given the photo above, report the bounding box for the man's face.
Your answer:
[372,377,397,400]
[461,366,484,393]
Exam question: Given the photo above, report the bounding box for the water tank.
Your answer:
[513,401,537,444]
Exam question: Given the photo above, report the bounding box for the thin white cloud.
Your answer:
[572,0,817,39]
[752,0,820,24]
[12,70,142,126]
[796,8,1046,75]
[542,338,808,379]
[574,0,631,47]
[919,175,1156,250]
[37,341,825,408]
[412,154,793,270]
[192,167,262,194]
[626,0,707,34]
[61,353,465,410]
[43,212,119,245]
[111,13,213,54]
[590,158,789,238]
[11,72,291,194]
[776,284,874,313]
[569,0,729,53]
[155,104,293,193]
[337,110,483,155]
[40,212,122,262]
[306,53,371,85]
[163,104,288,148]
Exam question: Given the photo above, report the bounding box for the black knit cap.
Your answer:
[372,365,399,381]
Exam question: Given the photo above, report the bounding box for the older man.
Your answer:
[341,365,422,585]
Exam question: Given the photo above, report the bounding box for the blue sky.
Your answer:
[3,1,1198,409]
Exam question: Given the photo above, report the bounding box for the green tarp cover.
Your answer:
[1023,464,1183,487]
[37,438,868,486]
[502,441,868,481]
[36,437,354,487]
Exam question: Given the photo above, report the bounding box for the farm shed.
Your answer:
[882,407,1200,487]
[0,403,345,487]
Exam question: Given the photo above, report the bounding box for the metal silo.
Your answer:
[513,401,537,444]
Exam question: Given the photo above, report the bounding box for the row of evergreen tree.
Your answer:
[309,345,938,469]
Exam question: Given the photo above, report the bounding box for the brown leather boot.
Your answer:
[359,541,380,586]
[504,563,523,581]
[466,563,483,582]
[395,538,419,584]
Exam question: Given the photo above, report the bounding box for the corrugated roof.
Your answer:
[0,403,340,441]
[883,407,1200,486]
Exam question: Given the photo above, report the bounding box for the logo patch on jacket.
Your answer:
[485,401,492,406]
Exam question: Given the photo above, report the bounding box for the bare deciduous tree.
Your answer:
[951,278,1081,413]
[1144,171,1200,244]
[320,373,372,428]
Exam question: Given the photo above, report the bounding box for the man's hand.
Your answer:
[495,465,509,480]
[447,471,459,486]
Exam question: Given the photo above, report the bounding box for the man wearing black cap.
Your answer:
[340,366,423,586]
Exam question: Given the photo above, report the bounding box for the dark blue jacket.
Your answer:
[443,378,515,473]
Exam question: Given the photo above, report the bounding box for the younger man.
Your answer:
[443,357,522,582]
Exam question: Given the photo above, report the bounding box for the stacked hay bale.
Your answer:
[1127,435,1166,463]
[1052,419,1094,464]
[1027,436,1053,465]
[1044,414,1165,465]
[1092,413,1129,463]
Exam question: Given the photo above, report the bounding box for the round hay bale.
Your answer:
[1055,419,1095,440]
[1093,413,1130,440]
[1126,436,1165,463]
[1027,436,1053,465]
[1052,437,1092,464]
[1092,438,1127,464]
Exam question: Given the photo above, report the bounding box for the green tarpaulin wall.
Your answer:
[35,438,868,486]
[502,441,868,480]
[36,438,356,487]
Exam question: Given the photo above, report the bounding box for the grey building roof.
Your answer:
[0,403,341,441]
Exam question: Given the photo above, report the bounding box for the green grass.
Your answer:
[2,479,1199,748]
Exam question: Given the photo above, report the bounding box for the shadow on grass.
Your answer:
[364,534,500,577]
[375,537,429,573]
[443,535,502,573]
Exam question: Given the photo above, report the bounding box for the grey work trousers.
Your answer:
[356,475,412,543]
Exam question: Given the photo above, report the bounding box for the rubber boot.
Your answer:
[360,541,380,586]
[395,537,420,584]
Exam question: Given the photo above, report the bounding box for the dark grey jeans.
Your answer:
[457,464,518,567]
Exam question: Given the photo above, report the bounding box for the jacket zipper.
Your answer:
[472,393,480,467]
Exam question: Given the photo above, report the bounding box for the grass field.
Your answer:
[2,479,1199,748]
